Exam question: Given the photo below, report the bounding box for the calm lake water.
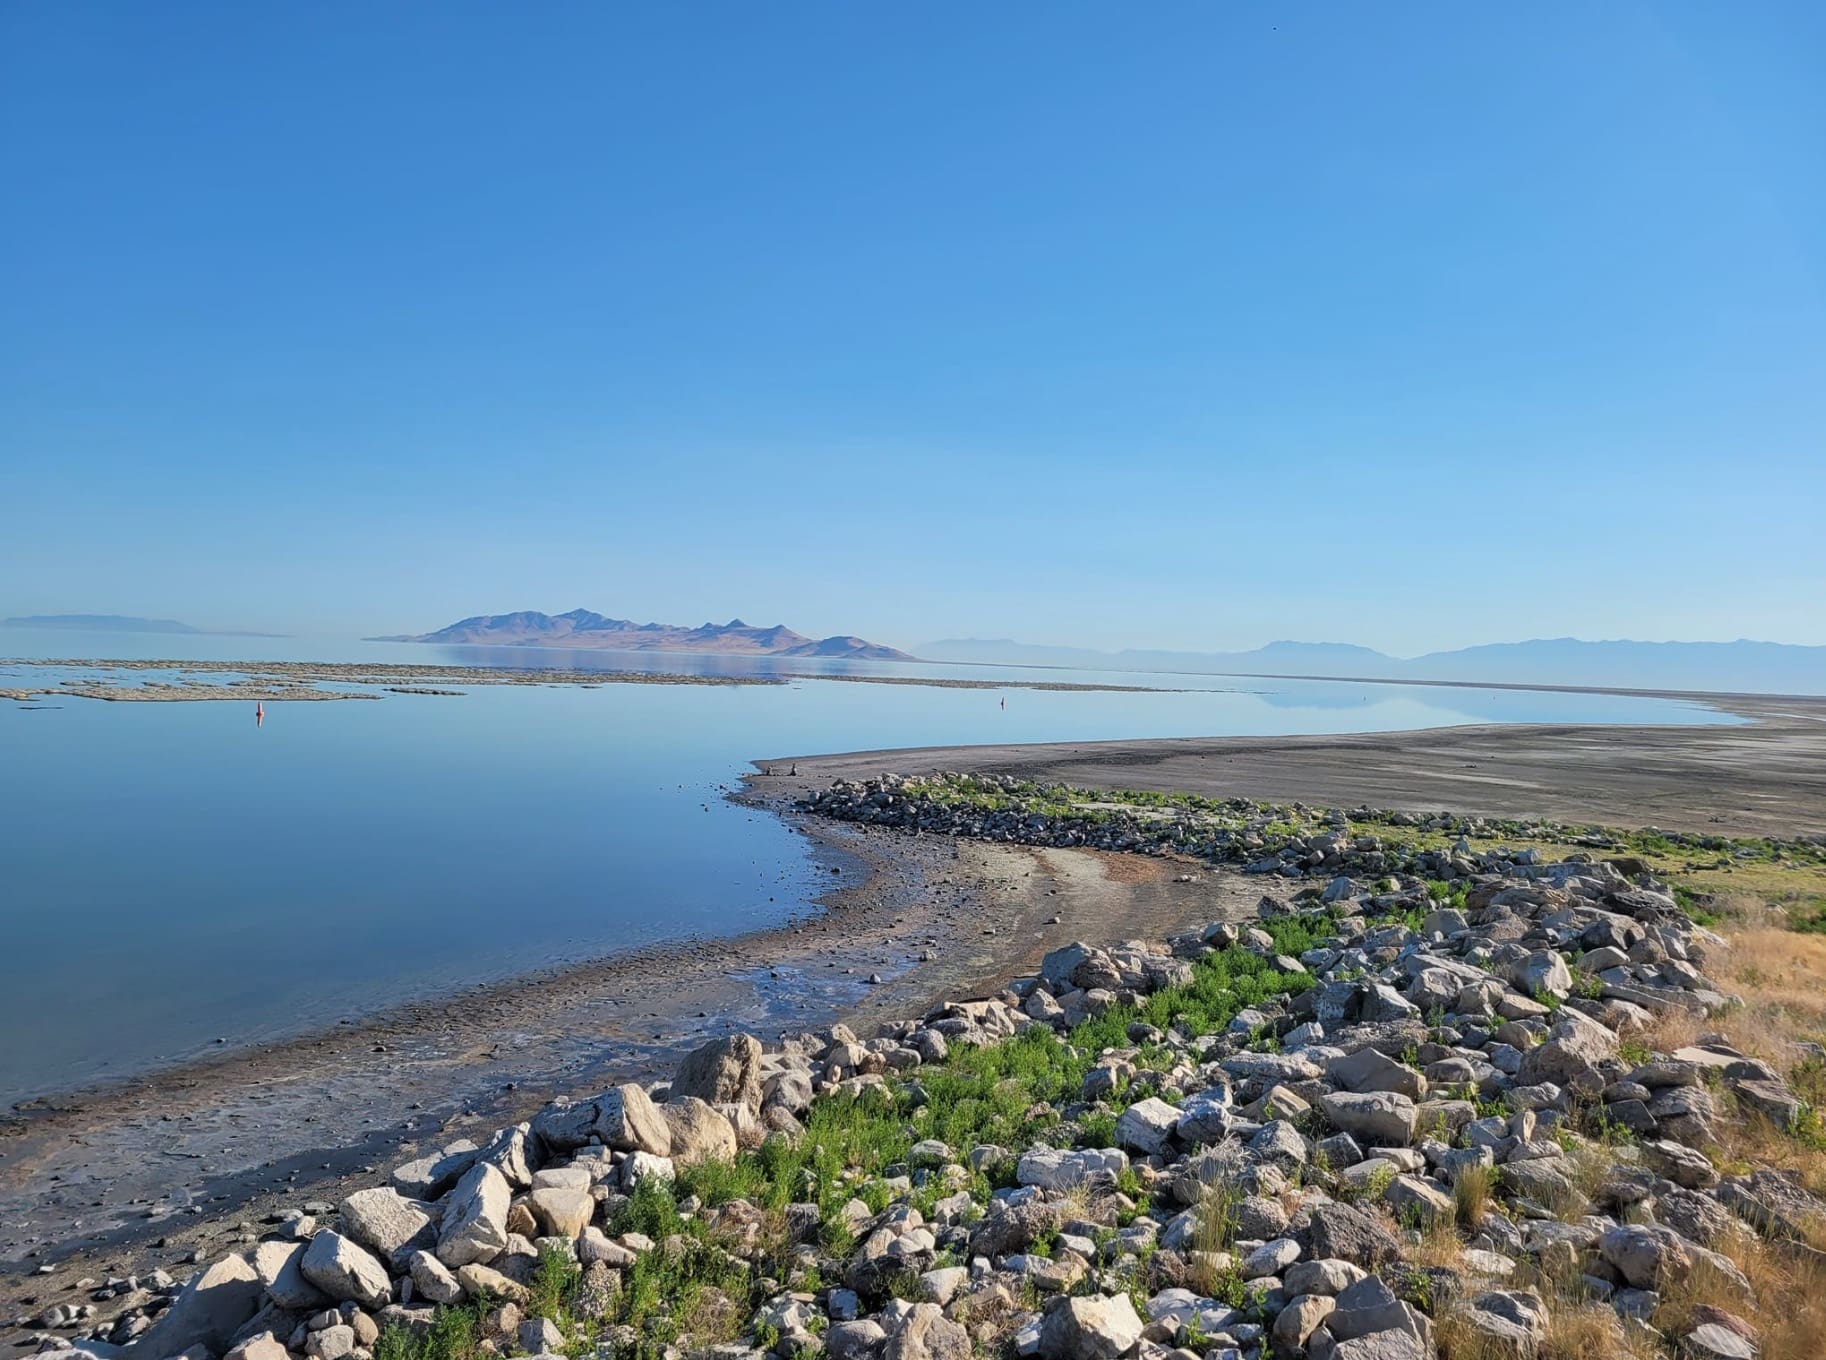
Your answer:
[0,630,1735,1104]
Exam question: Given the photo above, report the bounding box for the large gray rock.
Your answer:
[1517,1011,1618,1087]
[406,1250,464,1306]
[1456,1289,1547,1359]
[672,1033,765,1114]
[1326,1047,1427,1100]
[827,1320,888,1360]
[338,1187,435,1267]
[134,1254,264,1360]
[1320,1091,1418,1146]
[1600,1224,1690,1289]
[1114,1098,1180,1156]
[1303,1203,1401,1268]
[526,1186,595,1239]
[1328,1275,1425,1344]
[1272,1294,1336,1356]
[1683,1322,1756,1360]
[250,1240,327,1311]
[1285,1258,1367,1297]
[532,1084,670,1157]
[662,1096,738,1166]
[1039,943,1104,994]
[971,1198,1065,1259]
[391,1140,481,1200]
[436,1162,512,1267]
[1016,1146,1128,1191]
[477,1122,536,1187]
[1643,1138,1719,1190]
[1330,1331,1429,1360]
[228,1332,292,1360]
[1509,951,1573,999]
[299,1231,392,1309]
[882,1302,971,1360]
[1038,1293,1144,1360]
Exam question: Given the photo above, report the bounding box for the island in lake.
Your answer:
[371,607,914,659]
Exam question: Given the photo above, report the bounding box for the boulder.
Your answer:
[1272,1294,1336,1356]
[1600,1224,1691,1290]
[134,1254,264,1360]
[1510,951,1573,999]
[338,1187,435,1267]
[827,1321,888,1360]
[883,1302,972,1360]
[1328,1275,1427,1344]
[1456,1289,1547,1359]
[1320,1091,1418,1146]
[526,1187,595,1239]
[436,1163,512,1267]
[454,1262,528,1303]
[299,1231,392,1309]
[1284,1258,1368,1297]
[1643,1139,1719,1190]
[672,1033,765,1113]
[1330,1330,1430,1359]
[406,1251,464,1306]
[531,1084,670,1156]
[1517,1012,1619,1087]
[662,1096,738,1166]
[1326,1047,1427,1100]
[1303,1203,1401,1268]
[250,1240,327,1311]
[306,1324,356,1360]
[1114,1097,1180,1156]
[391,1140,481,1200]
[1683,1322,1756,1360]
[226,1333,290,1360]
[1038,1293,1145,1360]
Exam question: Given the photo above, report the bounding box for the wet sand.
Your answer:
[764,691,1826,841]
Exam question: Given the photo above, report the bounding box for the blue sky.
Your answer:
[2,3,1822,655]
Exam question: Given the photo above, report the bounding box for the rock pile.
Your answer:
[19,789,1819,1360]
[798,774,1824,883]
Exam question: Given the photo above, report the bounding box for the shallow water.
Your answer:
[0,631,1732,1104]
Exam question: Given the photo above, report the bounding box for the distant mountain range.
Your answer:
[1,613,283,637]
[919,636,1826,695]
[374,609,914,660]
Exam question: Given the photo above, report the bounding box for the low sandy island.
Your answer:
[0,658,1177,703]
[5,686,1824,1341]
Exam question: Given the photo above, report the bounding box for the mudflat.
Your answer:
[765,690,1826,840]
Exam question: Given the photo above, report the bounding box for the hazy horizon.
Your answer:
[5,608,1824,665]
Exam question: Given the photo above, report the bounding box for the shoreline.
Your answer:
[7,688,1825,1337]
[0,791,1247,1331]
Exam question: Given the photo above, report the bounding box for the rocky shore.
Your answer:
[16,777,1824,1360]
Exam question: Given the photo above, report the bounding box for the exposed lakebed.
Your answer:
[0,633,1732,1106]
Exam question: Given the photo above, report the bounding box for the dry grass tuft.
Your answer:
[1648,1220,1826,1360]
[1452,1162,1495,1230]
